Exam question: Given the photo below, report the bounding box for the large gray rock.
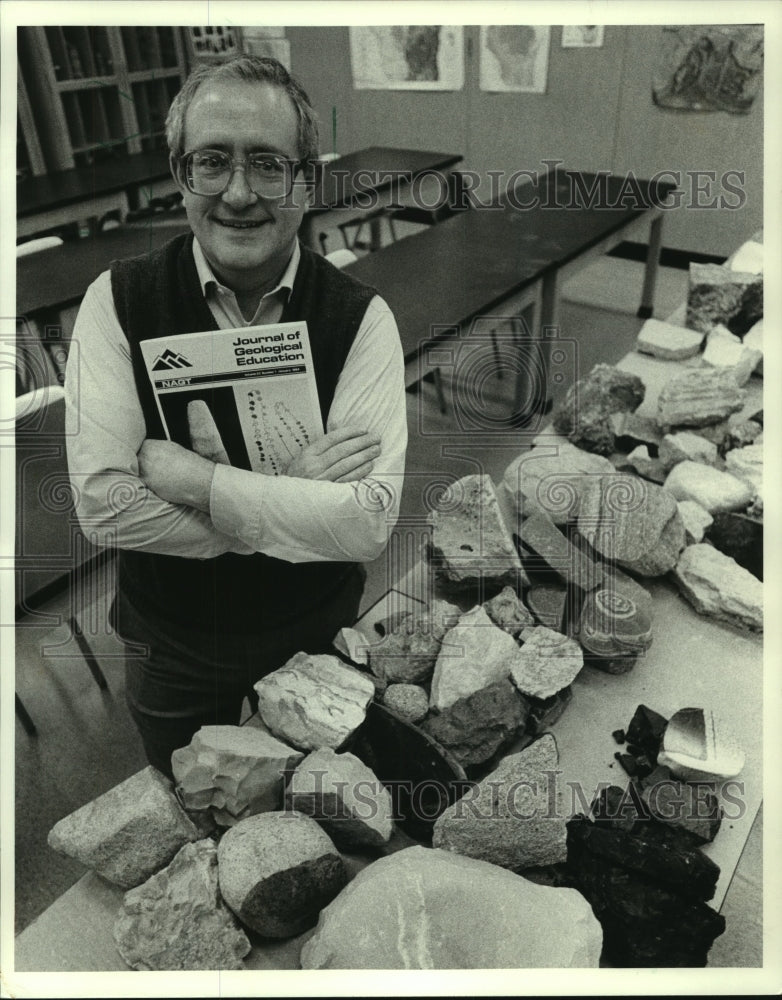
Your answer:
[300,845,602,969]
[674,544,763,632]
[725,444,763,499]
[113,839,250,970]
[657,367,745,430]
[428,474,526,592]
[663,461,754,514]
[429,605,521,711]
[254,652,375,751]
[659,432,718,471]
[47,766,201,889]
[552,363,645,455]
[686,262,763,336]
[510,627,584,699]
[368,599,460,685]
[285,748,394,849]
[171,725,304,826]
[482,585,535,636]
[433,734,568,871]
[635,318,704,360]
[218,811,347,938]
[421,678,529,768]
[382,683,429,723]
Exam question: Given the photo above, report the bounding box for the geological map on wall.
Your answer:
[479,25,551,93]
[349,26,464,90]
[653,24,764,114]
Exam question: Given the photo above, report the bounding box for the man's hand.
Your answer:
[284,426,381,483]
[187,399,231,465]
[138,439,215,513]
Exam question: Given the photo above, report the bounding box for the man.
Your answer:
[65,57,407,776]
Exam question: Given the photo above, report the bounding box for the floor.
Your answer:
[12,221,763,966]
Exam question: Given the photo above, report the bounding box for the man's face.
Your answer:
[174,79,310,294]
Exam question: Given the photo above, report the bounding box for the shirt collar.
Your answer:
[192,237,299,304]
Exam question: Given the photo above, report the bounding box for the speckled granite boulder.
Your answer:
[382,683,429,723]
[663,461,753,514]
[510,627,584,699]
[113,839,250,970]
[552,364,645,455]
[217,811,347,938]
[254,653,375,752]
[368,599,460,685]
[686,262,762,336]
[300,846,602,969]
[47,766,201,890]
[657,367,745,430]
[285,748,394,849]
[674,544,763,632]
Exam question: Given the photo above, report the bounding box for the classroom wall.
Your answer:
[287,24,763,257]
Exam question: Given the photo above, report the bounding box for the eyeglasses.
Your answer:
[179,149,305,199]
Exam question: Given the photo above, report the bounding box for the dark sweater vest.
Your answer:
[110,232,376,632]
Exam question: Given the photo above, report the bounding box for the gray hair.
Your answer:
[166,56,320,168]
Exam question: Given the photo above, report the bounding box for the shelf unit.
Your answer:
[18,26,187,171]
[17,63,47,179]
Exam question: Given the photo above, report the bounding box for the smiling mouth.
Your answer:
[215,219,267,229]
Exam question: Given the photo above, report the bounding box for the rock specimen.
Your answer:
[706,511,763,580]
[300,846,602,969]
[657,367,745,430]
[639,779,722,844]
[702,330,762,386]
[625,445,666,483]
[742,318,763,375]
[502,440,615,523]
[171,725,303,826]
[725,443,763,499]
[429,605,521,711]
[368,599,460,685]
[577,474,685,577]
[254,652,375,752]
[610,411,663,452]
[433,734,567,871]
[663,461,754,514]
[217,811,347,938]
[421,678,529,769]
[552,363,645,455]
[113,839,250,970]
[525,686,573,734]
[686,262,763,336]
[720,418,762,456]
[47,766,201,890]
[526,583,567,629]
[285,748,393,849]
[382,683,429,723]
[677,500,713,543]
[427,474,526,592]
[483,584,535,636]
[332,626,369,666]
[509,626,583,699]
[657,707,745,782]
[635,318,703,360]
[729,239,763,275]
[674,543,763,632]
[659,432,718,471]
[519,511,603,591]
[578,586,652,661]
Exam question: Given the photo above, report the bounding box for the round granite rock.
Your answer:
[383,684,429,723]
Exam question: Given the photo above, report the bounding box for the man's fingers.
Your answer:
[311,425,375,455]
[320,442,381,481]
[187,400,230,465]
[334,460,375,483]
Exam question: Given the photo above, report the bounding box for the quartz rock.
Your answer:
[677,500,713,543]
[552,363,645,455]
[725,444,763,498]
[702,330,762,385]
[729,239,763,275]
[657,707,745,782]
[663,461,753,514]
[300,845,602,969]
[254,653,375,752]
[510,627,584,699]
[483,584,535,636]
[519,511,603,591]
[686,262,763,336]
[285,748,394,849]
[47,766,201,890]
[421,678,528,768]
[635,318,704,360]
[742,318,763,376]
[217,811,347,938]
[674,543,763,632]
[113,839,250,971]
[368,599,460,685]
[332,626,369,666]
[433,734,568,871]
[657,367,745,430]
[659,432,718,471]
[578,586,652,660]
[429,605,521,711]
[427,474,526,593]
[382,683,429,723]
[171,726,303,826]
[503,441,615,523]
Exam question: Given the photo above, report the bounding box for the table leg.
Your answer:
[638,211,664,319]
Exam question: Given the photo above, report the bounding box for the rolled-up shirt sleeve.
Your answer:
[209,295,407,562]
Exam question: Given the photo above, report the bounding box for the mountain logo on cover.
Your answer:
[151,349,193,371]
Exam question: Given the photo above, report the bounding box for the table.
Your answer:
[17,150,174,239]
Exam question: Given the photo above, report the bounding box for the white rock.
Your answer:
[743,319,763,376]
[626,444,659,479]
[510,626,584,699]
[730,240,763,275]
[430,605,521,711]
[635,318,704,360]
[332,626,369,666]
[254,652,375,751]
[702,333,762,386]
[657,707,745,782]
[659,432,718,471]
[663,461,754,514]
[677,500,713,543]
[674,544,763,632]
[725,444,763,498]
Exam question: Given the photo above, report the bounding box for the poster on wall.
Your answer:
[653,24,764,114]
[479,25,551,93]
[349,26,464,90]
[561,26,605,48]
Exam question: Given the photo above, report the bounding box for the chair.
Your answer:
[324,248,358,269]
[387,170,471,228]
[16,235,64,257]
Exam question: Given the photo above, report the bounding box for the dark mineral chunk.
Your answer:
[586,653,637,676]
[706,511,763,581]
[626,705,669,763]
[590,784,648,832]
[639,779,722,844]
[526,583,567,630]
[518,512,603,592]
[614,752,651,779]
[612,730,626,745]
[552,364,646,455]
[525,686,573,735]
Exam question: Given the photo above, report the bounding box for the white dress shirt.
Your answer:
[64,238,407,564]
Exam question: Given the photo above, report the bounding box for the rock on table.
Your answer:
[674,543,763,632]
